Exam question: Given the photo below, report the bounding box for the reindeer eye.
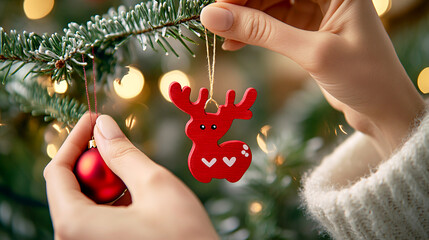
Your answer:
[200,124,206,130]
[211,124,217,130]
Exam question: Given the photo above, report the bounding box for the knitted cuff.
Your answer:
[301,111,429,239]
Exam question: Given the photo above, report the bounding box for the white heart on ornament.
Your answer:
[222,157,236,167]
[202,158,217,167]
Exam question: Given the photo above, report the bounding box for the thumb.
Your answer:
[201,3,316,64]
[93,115,156,193]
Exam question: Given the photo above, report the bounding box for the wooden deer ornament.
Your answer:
[169,82,257,183]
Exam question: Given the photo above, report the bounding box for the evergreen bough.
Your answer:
[0,0,213,125]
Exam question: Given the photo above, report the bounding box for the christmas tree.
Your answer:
[0,0,428,239]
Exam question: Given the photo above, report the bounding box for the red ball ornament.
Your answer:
[74,140,126,203]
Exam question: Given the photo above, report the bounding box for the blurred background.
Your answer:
[0,0,428,239]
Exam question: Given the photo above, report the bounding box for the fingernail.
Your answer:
[201,6,233,32]
[95,115,123,140]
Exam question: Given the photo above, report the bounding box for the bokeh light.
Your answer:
[249,201,263,215]
[159,70,190,102]
[125,114,137,130]
[54,80,68,94]
[275,155,284,166]
[114,66,145,99]
[52,123,61,132]
[372,0,391,16]
[23,0,55,20]
[257,125,276,154]
[417,67,429,94]
[338,124,348,135]
[46,143,57,158]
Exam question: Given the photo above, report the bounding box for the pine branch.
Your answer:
[0,0,213,83]
[10,81,87,126]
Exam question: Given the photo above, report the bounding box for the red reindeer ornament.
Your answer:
[169,82,257,183]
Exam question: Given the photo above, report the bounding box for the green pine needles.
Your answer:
[0,0,213,124]
[12,80,88,126]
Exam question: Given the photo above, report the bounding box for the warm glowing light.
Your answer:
[159,70,190,102]
[417,67,429,94]
[46,144,57,158]
[275,155,284,166]
[257,125,276,154]
[54,80,68,94]
[125,114,137,130]
[23,0,55,20]
[372,0,391,16]
[114,66,145,99]
[338,125,348,135]
[260,125,271,136]
[47,86,55,96]
[249,201,263,214]
[52,123,61,133]
[257,133,269,154]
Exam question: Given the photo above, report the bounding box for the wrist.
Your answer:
[366,88,426,157]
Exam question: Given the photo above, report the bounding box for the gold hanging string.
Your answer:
[204,28,219,109]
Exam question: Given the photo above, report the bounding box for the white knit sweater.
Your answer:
[301,112,429,239]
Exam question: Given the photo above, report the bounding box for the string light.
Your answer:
[44,123,68,159]
[125,114,137,130]
[275,155,284,166]
[46,144,57,158]
[47,85,55,96]
[417,67,429,94]
[159,70,190,102]
[249,201,263,215]
[257,125,276,154]
[23,0,55,20]
[54,80,68,94]
[52,123,61,132]
[338,125,348,135]
[372,0,391,16]
[114,66,145,99]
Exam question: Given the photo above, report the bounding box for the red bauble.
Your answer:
[74,147,126,203]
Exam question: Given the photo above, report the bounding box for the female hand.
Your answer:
[44,113,218,240]
[201,0,426,156]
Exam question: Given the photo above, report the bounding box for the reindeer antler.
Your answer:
[169,82,208,116]
[220,88,257,120]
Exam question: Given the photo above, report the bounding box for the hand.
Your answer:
[201,0,426,156]
[44,113,218,240]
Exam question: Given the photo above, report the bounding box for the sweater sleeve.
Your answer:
[301,111,429,240]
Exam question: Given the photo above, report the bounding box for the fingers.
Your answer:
[44,113,97,221]
[222,39,247,51]
[200,3,317,65]
[93,115,158,196]
[216,0,248,5]
[214,0,247,51]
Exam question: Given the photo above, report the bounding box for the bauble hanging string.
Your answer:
[73,49,126,204]
[168,29,258,183]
